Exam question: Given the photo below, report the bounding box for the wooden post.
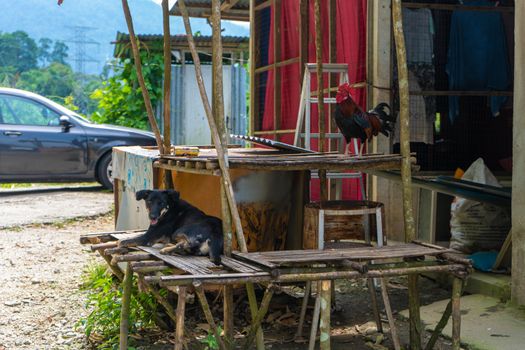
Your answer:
[175,287,187,350]
[425,301,452,350]
[392,1,420,349]
[367,278,383,333]
[308,283,322,350]
[314,0,328,201]
[178,1,264,348]
[119,263,133,350]
[319,280,331,350]
[121,0,164,155]
[451,277,462,350]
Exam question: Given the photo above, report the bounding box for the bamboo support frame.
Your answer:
[392,1,420,348]
[178,1,263,348]
[121,0,164,154]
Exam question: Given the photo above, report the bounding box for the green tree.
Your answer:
[50,41,68,65]
[0,31,38,72]
[16,62,76,101]
[90,52,163,130]
[37,37,53,66]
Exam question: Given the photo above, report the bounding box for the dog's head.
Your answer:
[136,189,180,226]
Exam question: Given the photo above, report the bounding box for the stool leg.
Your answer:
[295,281,312,339]
[367,278,383,333]
[380,278,401,350]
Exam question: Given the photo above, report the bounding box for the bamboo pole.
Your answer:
[119,263,133,350]
[121,0,164,155]
[451,277,462,350]
[295,281,311,339]
[314,0,328,201]
[162,0,171,153]
[175,287,187,350]
[178,1,263,348]
[194,282,228,350]
[242,285,275,349]
[392,1,420,349]
[380,278,401,350]
[319,280,331,350]
[221,186,234,342]
[161,0,174,188]
[308,285,322,350]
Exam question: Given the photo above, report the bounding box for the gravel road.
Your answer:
[0,187,114,349]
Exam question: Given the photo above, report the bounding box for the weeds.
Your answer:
[77,263,158,349]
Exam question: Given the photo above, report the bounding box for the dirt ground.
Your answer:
[0,188,457,350]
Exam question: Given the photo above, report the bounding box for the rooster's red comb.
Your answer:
[336,83,353,104]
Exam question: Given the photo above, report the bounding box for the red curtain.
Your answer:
[261,0,368,200]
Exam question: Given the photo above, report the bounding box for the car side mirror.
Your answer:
[59,116,73,132]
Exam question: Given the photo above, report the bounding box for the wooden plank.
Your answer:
[139,246,216,275]
[220,256,264,273]
[273,0,282,140]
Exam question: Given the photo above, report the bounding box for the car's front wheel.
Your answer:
[97,153,113,190]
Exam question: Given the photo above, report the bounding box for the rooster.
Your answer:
[334,83,395,155]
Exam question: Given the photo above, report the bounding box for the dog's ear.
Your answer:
[136,190,152,201]
[163,190,180,202]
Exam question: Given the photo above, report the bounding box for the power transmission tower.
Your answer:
[65,26,100,75]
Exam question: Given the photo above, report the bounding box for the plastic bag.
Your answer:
[449,158,510,253]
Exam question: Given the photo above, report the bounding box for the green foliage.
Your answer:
[17,62,76,100]
[90,52,164,130]
[0,31,38,72]
[200,327,221,350]
[77,264,158,350]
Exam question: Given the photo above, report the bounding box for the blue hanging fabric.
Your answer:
[446,0,510,123]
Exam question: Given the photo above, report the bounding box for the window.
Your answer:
[0,94,61,126]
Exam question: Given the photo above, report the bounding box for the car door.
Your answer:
[0,93,88,178]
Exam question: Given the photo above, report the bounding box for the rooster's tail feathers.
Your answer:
[370,103,395,137]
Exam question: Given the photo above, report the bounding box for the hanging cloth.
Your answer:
[446,0,510,123]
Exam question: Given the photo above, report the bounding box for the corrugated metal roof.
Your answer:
[113,31,249,57]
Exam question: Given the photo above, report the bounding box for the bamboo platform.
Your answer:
[81,232,470,350]
[156,148,410,174]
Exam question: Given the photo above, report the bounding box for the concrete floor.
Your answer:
[401,294,525,350]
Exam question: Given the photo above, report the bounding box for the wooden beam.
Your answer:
[255,0,271,11]
[221,0,240,11]
[121,0,164,154]
[254,57,300,74]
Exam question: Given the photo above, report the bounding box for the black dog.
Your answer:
[118,189,223,265]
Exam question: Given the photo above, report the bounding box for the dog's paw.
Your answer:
[160,244,185,255]
[118,239,136,248]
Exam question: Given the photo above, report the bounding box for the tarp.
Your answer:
[260,0,368,200]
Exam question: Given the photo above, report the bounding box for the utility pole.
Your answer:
[65,26,100,75]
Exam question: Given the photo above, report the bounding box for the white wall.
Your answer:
[181,65,232,145]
